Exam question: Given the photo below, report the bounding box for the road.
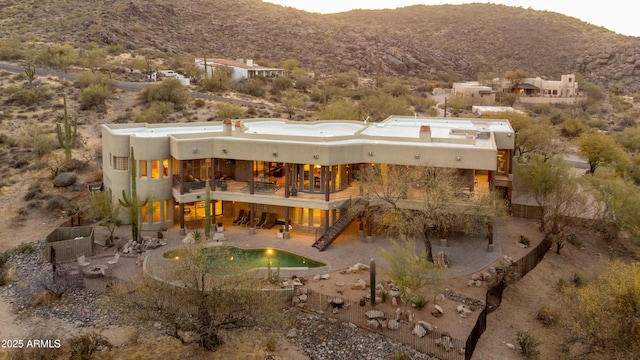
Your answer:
[0,61,273,108]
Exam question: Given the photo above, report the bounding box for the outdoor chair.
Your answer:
[107,253,120,268]
[231,210,246,225]
[77,254,90,269]
[260,213,278,229]
[255,212,267,227]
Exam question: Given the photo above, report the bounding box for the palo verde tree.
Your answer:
[554,260,640,359]
[515,154,588,253]
[118,147,148,244]
[56,94,77,166]
[113,244,286,351]
[88,191,121,247]
[354,165,507,262]
[577,132,629,175]
[587,174,640,244]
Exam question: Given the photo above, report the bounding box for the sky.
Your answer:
[264,1,639,37]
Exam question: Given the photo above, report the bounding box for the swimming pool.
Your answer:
[163,246,326,270]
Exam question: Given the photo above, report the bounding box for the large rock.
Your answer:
[365,310,385,319]
[387,319,400,330]
[417,320,434,332]
[412,324,427,338]
[53,172,77,187]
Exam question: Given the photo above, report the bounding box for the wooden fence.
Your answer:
[44,226,94,263]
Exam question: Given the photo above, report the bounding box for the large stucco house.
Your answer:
[501,74,578,97]
[452,82,496,104]
[102,116,514,249]
[194,58,285,81]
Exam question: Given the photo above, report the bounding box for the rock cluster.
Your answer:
[466,271,493,287]
[121,236,166,254]
[290,312,436,360]
[0,241,121,328]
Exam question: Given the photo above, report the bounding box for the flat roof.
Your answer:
[105,116,513,148]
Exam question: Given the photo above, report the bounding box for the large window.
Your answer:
[162,159,169,178]
[152,201,161,223]
[113,156,128,170]
[140,160,148,178]
[151,160,160,179]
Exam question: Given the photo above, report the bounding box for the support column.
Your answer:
[211,158,216,191]
[324,210,329,233]
[284,163,290,198]
[250,161,255,195]
[179,203,185,235]
[366,216,373,243]
[249,203,255,235]
[284,207,290,239]
[323,166,330,202]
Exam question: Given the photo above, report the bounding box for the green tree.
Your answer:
[556,260,640,359]
[78,47,107,74]
[135,101,174,124]
[515,155,587,253]
[36,44,78,73]
[140,78,191,110]
[316,99,360,120]
[577,132,629,174]
[80,84,112,111]
[113,244,285,351]
[21,121,53,158]
[280,89,303,119]
[200,66,232,92]
[88,191,121,247]
[504,69,528,91]
[381,239,442,308]
[359,92,412,121]
[588,175,640,243]
[55,95,77,166]
[354,165,507,261]
[216,102,245,119]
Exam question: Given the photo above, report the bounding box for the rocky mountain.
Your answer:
[3,0,640,90]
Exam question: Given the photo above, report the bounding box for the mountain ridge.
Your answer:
[2,0,640,90]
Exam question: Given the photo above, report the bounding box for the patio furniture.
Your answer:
[107,253,120,268]
[232,210,246,225]
[77,255,90,269]
[255,212,267,227]
[260,213,278,229]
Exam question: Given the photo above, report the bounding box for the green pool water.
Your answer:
[163,246,325,269]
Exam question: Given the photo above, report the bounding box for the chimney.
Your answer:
[246,59,253,67]
[222,119,232,136]
[419,125,432,142]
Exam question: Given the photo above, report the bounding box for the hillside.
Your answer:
[2,0,640,90]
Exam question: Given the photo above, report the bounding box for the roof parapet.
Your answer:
[419,125,432,142]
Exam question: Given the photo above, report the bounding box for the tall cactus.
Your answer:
[56,94,77,165]
[119,147,148,244]
[204,179,211,239]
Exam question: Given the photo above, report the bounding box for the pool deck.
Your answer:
[134,219,503,281]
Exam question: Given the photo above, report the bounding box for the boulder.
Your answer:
[320,273,331,280]
[417,320,434,332]
[388,319,400,330]
[412,324,427,338]
[286,328,297,338]
[53,172,77,188]
[352,278,367,290]
[365,310,385,319]
[366,319,380,330]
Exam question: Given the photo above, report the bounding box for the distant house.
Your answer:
[452,82,496,104]
[500,74,578,97]
[195,58,285,81]
[150,70,190,86]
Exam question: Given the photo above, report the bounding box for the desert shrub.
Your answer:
[393,351,411,360]
[516,331,540,359]
[234,78,265,98]
[381,290,389,303]
[561,118,588,138]
[216,102,245,119]
[265,336,277,352]
[140,78,191,109]
[572,272,585,287]
[79,84,111,111]
[412,294,428,309]
[270,76,293,95]
[0,38,23,60]
[135,101,174,124]
[556,278,568,291]
[32,289,61,307]
[193,98,205,108]
[75,71,115,89]
[67,331,112,360]
[0,251,13,286]
[14,242,36,254]
[537,305,558,326]
[0,133,19,147]
[518,235,530,247]
[46,195,70,211]
[566,233,583,247]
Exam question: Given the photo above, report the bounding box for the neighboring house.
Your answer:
[452,82,496,104]
[149,70,190,86]
[102,116,514,245]
[472,106,525,117]
[195,58,285,81]
[500,74,578,97]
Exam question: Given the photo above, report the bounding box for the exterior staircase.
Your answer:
[312,199,367,251]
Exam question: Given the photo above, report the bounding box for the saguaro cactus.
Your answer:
[119,147,148,244]
[56,94,77,165]
[204,179,211,239]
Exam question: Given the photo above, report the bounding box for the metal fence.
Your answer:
[301,237,553,360]
[463,237,552,360]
